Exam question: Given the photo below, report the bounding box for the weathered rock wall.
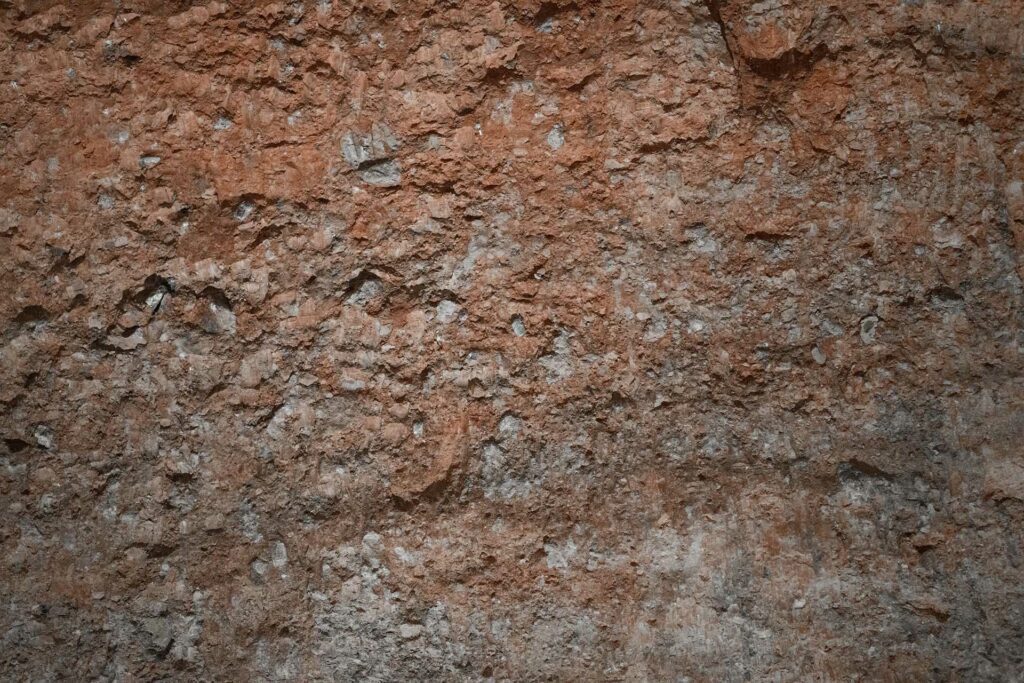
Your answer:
[2,0,1023,680]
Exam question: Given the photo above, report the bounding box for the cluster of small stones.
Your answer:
[2,0,1023,680]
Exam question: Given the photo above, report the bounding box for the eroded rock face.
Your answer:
[1,0,1023,680]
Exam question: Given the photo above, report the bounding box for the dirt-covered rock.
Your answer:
[2,1,1023,680]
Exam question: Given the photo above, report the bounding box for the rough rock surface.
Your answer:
[2,0,1024,680]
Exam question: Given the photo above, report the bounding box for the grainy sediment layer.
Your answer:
[2,1,1023,680]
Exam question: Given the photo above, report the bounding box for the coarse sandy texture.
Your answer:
[2,0,1024,680]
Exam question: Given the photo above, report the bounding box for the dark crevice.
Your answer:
[705,0,736,69]
[838,459,894,483]
[533,1,578,26]
[4,438,30,453]
[745,43,830,80]
[13,304,50,327]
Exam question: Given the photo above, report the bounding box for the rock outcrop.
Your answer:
[2,0,1023,680]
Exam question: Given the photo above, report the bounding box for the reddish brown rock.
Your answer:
[2,0,1024,680]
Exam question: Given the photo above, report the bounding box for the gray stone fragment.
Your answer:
[498,414,522,436]
[546,125,564,151]
[201,302,236,335]
[539,330,574,383]
[860,316,879,344]
[271,541,288,569]
[342,123,400,167]
[358,159,402,187]
[234,200,256,222]
[643,316,668,342]
[811,346,826,365]
[33,425,55,450]
[399,624,423,640]
[346,276,384,306]
[436,300,460,324]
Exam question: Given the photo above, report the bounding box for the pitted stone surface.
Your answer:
[2,1,1024,681]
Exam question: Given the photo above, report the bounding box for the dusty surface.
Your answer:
[2,0,1024,680]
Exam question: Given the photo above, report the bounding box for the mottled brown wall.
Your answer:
[2,0,1023,680]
